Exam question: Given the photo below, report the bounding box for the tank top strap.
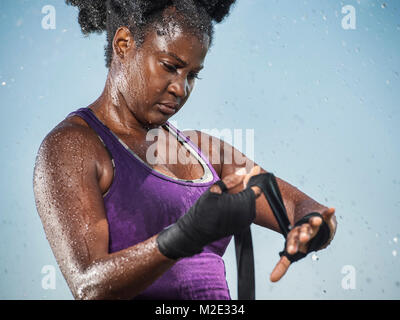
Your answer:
[66,107,122,156]
[166,121,220,181]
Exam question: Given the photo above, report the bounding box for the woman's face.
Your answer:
[115,23,209,129]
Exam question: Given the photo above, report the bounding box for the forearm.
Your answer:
[238,167,337,242]
[292,198,327,224]
[69,235,175,300]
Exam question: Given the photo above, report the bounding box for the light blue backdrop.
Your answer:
[0,0,399,299]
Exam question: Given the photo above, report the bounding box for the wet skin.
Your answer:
[33,20,337,299]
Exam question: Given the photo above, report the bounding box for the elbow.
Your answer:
[70,270,130,300]
[68,268,110,300]
[72,282,138,300]
[71,281,100,300]
[72,282,109,300]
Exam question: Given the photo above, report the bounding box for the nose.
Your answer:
[167,75,189,99]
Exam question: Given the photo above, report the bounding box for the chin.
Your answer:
[145,113,171,129]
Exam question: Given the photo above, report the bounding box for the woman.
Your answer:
[33,0,337,300]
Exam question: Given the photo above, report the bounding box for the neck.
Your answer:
[89,72,159,135]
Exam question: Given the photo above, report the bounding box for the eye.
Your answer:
[162,62,177,73]
[161,61,202,80]
[188,72,202,80]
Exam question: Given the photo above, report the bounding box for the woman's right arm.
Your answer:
[33,123,176,300]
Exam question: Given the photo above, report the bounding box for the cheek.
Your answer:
[122,63,146,100]
[125,73,146,104]
[143,61,169,97]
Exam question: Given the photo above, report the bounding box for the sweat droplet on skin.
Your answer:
[235,168,247,176]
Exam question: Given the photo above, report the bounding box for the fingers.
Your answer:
[243,165,261,188]
[210,176,244,194]
[286,219,320,255]
[285,209,336,254]
[309,208,336,240]
[243,165,262,198]
[298,223,312,243]
[309,216,322,229]
[212,165,263,197]
[210,170,247,194]
[322,207,336,221]
[320,207,337,249]
[286,227,300,254]
[270,256,291,282]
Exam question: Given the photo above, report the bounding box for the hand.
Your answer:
[241,165,337,283]
[156,168,261,260]
[269,207,336,282]
[212,166,262,198]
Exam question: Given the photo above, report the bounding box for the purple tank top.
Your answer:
[66,107,232,300]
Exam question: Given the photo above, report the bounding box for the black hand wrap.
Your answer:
[156,181,256,260]
[279,212,331,262]
[246,173,330,263]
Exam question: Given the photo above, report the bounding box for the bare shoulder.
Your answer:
[38,115,106,160]
[33,115,109,188]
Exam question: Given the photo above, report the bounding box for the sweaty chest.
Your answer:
[128,128,205,179]
[98,127,206,193]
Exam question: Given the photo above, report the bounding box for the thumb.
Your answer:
[270,256,291,282]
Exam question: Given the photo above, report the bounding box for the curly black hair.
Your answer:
[66,0,237,68]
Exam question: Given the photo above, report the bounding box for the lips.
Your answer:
[157,102,178,114]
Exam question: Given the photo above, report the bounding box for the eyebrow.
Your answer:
[158,50,204,71]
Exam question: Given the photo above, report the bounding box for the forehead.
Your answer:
[141,24,210,65]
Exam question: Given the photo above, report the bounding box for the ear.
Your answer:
[112,26,135,61]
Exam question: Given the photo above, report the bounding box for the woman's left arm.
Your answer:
[183,130,337,281]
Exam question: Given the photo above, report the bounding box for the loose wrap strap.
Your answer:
[214,179,255,300]
[247,173,292,237]
[246,173,331,263]
[234,227,255,300]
